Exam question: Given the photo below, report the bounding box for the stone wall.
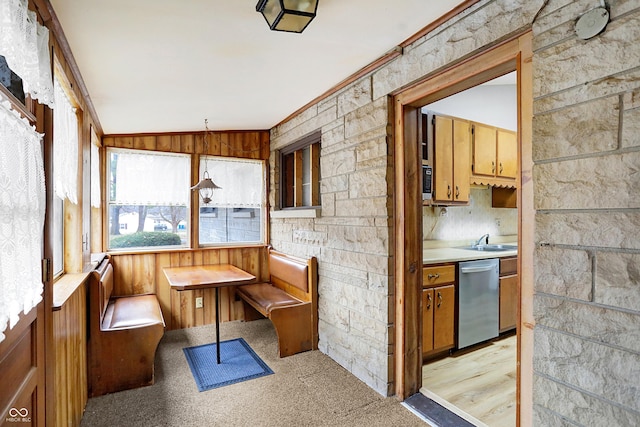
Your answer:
[269,0,540,396]
[532,0,640,425]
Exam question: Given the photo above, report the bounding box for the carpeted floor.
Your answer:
[80,319,428,427]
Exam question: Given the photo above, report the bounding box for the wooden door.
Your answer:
[433,285,455,350]
[500,275,518,332]
[433,116,453,202]
[472,123,496,176]
[497,129,517,179]
[453,119,471,203]
[422,289,434,356]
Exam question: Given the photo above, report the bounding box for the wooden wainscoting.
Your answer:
[52,283,87,427]
[108,247,268,330]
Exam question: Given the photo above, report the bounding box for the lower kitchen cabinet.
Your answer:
[422,265,456,359]
[499,256,518,333]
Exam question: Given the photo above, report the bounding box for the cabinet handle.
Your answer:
[447,185,451,197]
[455,185,460,199]
[427,273,440,280]
[499,162,503,174]
[437,292,443,308]
[492,161,495,173]
[426,293,432,310]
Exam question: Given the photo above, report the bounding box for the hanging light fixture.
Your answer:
[191,119,221,205]
[256,0,319,33]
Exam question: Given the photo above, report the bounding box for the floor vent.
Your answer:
[403,393,476,427]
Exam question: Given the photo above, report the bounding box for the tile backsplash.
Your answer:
[423,187,517,244]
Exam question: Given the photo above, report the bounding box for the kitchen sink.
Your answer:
[459,244,518,252]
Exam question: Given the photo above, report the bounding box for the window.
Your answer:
[198,157,265,245]
[107,148,190,250]
[280,131,320,209]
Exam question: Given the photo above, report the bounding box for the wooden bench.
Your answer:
[236,249,318,357]
[87,256,165,397]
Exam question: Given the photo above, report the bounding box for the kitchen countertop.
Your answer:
[423,245,517,264]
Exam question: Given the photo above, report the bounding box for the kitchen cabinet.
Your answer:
[472,123,517,181]
[422,265,456,358]
[499,256,518,333]
[433,115,470,204]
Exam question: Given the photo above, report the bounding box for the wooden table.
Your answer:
[163,264,256,364]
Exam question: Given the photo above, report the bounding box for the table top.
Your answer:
[163,264,256,291]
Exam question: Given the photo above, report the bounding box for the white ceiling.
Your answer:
[50,0,465,134]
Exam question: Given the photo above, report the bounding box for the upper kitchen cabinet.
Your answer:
[471,123,518,186]
[433,115,471,204]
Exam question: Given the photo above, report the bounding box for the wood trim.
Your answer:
[393,32,533,426]
[294,150,303,207]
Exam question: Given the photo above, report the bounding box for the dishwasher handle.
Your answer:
[460,265,495,274]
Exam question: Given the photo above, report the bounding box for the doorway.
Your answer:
[393,33,534,426]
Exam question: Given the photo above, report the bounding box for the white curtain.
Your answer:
[201,157,263,207]
[113,150,190,206]
[53,77,78,204]
[0,0,54,107]
[90,134,100,208]
[0,100,45,343]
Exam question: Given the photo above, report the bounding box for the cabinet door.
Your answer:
[433,285,455,350]
[472,123,497,176]
[434,116,453,202]
[422,288,434,355]
[497,129,517,179]
[499,275,518,332]
[453,119,470,202]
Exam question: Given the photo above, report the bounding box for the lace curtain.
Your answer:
[0,0,55,107]
[0,100,45,343]
[53,77,78,204]
[90,131,100,208]
[200,157,264,207]
[113,150,190,206]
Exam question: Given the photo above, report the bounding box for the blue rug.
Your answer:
[183,338,273,392]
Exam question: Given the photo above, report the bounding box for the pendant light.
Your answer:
[191,119,221,205]
[256,0,319,33]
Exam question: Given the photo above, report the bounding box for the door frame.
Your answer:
[392,32,534,425]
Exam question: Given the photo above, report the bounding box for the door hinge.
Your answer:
[42,258,51,283]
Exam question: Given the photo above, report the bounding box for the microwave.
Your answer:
[422,165,432,200]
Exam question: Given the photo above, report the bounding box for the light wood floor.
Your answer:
[421,334,517,427]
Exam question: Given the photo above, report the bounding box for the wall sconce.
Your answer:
[191,119,221,205]
[256,0,318,33]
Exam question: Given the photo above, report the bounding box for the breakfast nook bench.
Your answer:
[87,256,165,396]
[236,249,318,357]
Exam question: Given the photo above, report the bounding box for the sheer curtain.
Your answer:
[90,134,100,208]
[0,100,46,343]
[0,0,55,107]
[53,77,78,204]
[201,157,263,207]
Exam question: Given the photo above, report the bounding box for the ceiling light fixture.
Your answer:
[256,0,318,33]
[191,119,221,205]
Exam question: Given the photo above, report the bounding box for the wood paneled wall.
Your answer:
[52,285,87,427]
[109,246,269,330]
[102,130,270,160]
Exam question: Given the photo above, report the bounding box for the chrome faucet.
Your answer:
[474,234,490,246]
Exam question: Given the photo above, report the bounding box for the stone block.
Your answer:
[534,294,640,353]
[320,148,356,178]
[344,97,388,139]
[292,229,327,246]
[533,404,577,427]
[533,375,640,427]
[622,104,640,149]
[595,252,640,312]
[533,0,593,46]
[534,246,592,300]
[320,121,345,153]
[348,167,389,199]
[326,225,389,256]
[534,326,640,412]
[321,174,349,194]
[355,136,388,166]
[271,105,318,141]
[273,106,338,148]
[536,211,640,250]
[534,14,640,98]
[532,96,619,161]
[337,77,373,117]
[335,196,390,219]
[534,152,640,210]
[319,262,368,289]
[318,297,350,332]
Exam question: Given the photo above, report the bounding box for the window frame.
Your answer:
[278,131,321,210]
[105,147,192,252]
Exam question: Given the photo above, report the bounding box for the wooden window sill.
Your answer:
[53,272,90,311]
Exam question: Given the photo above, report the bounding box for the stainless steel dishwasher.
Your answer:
[458,258,499,349]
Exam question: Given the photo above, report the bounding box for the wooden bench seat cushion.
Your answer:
[102,295,165,331]
[236,282,303,313]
